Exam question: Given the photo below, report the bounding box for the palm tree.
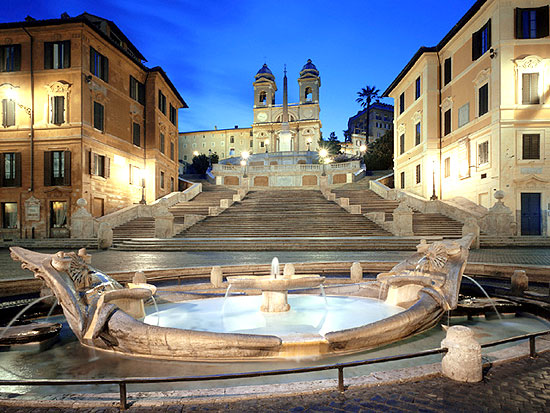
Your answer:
[355,85,380,144]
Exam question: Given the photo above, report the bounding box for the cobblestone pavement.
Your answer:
[1,351,549,412]
[1,248,549,281]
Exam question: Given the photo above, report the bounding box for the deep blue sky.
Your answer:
[5,1,475,138]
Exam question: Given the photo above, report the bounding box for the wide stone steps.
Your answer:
[332,188,463,237]
[480,236,550,248]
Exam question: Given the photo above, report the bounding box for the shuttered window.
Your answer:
[160,133,165,154]
[0,44,21,72]
[399,92,405,114]
[415,77,421,99]
[415,164,421,184]
[158,91,166,114]
[50,96,65,125]
[522,134,540,160]
[472,20,491,61]
[44,41,70,69]
[1,202,18,229]
[169,104,177,125]
[129,76,145,104]
[399,133,405,154]
[444,157,451,178]
[415,122,421,146]
[44,151,71,186]
[522,73,540,104]
[0,152,21,187]
[479,83,489,116]
[515,6,549,39]
[444,58,452,85]
[478,141,489,165]
[93,102,104,131]
[160,171,165,189]
[90,47,108,82]
[89,151,110,178]
[1,99,15,127]
[170,141,175,160]
[444,109,451,136]
[400,172,405,189]
[133,122,141,147]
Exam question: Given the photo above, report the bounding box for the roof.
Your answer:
[149,67,187,108]
[300,59,319,77]
[382,0,489,97]
[179,126,252,134]
[255,63,275,81]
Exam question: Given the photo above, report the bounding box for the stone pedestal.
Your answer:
[153,200,174,238]
[462,218,480,249]
[392,203,414,236]
[350,262,363,282]
[97,222,113,249]
[349,205,361,214]
[283,263,295,277]
[71,198,94,238]
[511,270,528,295]
[211,266,223,288]
[441,325,482,382]
[338,198,349,207]
[261,290,290,312]
[220,199,232,209]
[320,175,328,191]
[483,191,516,236]
[233,194,242,202]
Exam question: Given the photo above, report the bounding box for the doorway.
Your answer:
[521,193,541,235]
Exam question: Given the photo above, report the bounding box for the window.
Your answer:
[170,177,175,192]
[399,133,405,154]
[250,139,253,148]
[522,73,540,104]
[0,44,21,72]
[50,201,67,228]
[458,103,470,128]
[415,77,421,99]
[50,96,65,125]
[170,141,175,160]
[444,157,451,178]
[230,136,234,144]
[478,83,489,116]
[444,109,451,136]
[399,92,405,114]
[132,122,141,146]
[93,102,104,131]
[160,133,165,154]
[259,91,266,104]
[444,58,452,86]
[90,47,108,82]
[129,76,145,104]
[44,41,70,69]
[472,20,491,61]
[44,150,70,186]
[169,104,177,125]
[515,6,549,39]
[160,171,165,189]
[522,134,540,160]
[1,202,17,229]
[478,141,489,165]
[158,91,166,114]
[415,122,421,146]
[90,152,110,178]
[0,152,21,187]
[1,99,15,127]
[400,171,405,189]
[415,164,421,184]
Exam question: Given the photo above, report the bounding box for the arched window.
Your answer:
[305,87,312,102]
[259,91,266,104]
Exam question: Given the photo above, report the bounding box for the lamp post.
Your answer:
[319,148,328,176]
[265,139,269,153]
[140,177,146,204]
[306,137,312,152]
[241,151,249,178]
[430,160,438,200]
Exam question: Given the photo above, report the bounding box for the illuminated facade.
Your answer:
[0,13,186,239]
[384,0,550,236]
[179,60,322,162]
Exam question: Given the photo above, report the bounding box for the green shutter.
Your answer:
[515,8,523,39]
[13,44,21,71]
[63,151,71,186]
[44,42,52,69]
[14,152,21,187]
[44,151,52,186]
[102,56,109,82]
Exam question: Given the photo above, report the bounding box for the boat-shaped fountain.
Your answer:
[9,234,475,361]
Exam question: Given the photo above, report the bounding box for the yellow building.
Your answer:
[179,60,322,162]
[384,0,550,236]
[0,13,186,239]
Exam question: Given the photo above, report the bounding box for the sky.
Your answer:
[5,0,476,139]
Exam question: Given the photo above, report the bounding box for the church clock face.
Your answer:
[257,112,268,122]
[304,108,313,118]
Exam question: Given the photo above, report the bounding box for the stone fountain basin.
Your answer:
[226,274,325,291]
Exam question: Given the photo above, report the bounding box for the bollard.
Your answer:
[211,266,223,288]
[441,325,482,382]
[350,262,363,282]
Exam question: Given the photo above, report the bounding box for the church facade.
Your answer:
[179,60,322,162]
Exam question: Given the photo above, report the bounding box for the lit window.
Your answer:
[472,20,491,61]
[522,73,540,104]
[478,141,489,165]
[444,157,451,178]
[1,202,17,228]
[44,41,70,69]
[1,99,15,127]
[515,7,549,39]
[0,45,21,72]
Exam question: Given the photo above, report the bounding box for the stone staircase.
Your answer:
[111,182,236,240]
[332,188,463,238]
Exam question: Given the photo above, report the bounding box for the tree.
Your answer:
[318,132,341,156]
[355,85,380,144]
[191,154,210,175]
[363,129,393,171]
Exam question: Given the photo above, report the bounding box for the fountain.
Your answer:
[9,234,477,360]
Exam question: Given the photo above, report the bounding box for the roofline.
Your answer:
[382,0,489,97]
[148,66,187,108]
[180,127,252,134]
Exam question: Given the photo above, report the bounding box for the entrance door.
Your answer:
[50,201,69,238]
[521,193,541,235]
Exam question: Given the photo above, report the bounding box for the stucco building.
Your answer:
[344,102,393,155]
[179,60,322,162]
[0,13,186,239]
[383,0,550,236]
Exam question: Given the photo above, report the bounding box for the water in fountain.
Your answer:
[462,275,502,320]
[271,257,280,279]
[414,257,427,275]
[221,284,233,313]
[45,298,58,322]
[0,295,55,342]
[319,284,328,306]
[150,295,160,326]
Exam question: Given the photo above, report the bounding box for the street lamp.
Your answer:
[139,174,147,204]
[430,160,438,200]
[193,150,199,157]
[306,137,312,152]
[5,87,31,116]
[319,148,328,176]
[240,159,247,178]
[265,139,270,153]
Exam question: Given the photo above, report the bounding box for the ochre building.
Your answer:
[179,60,322,162]
[384,0,550,236]
[0,13,186,239]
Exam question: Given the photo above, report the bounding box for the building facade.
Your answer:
[0,13,186,239]
[344,102,394,155]
[384,0,550,236]
[179,60,322,162]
